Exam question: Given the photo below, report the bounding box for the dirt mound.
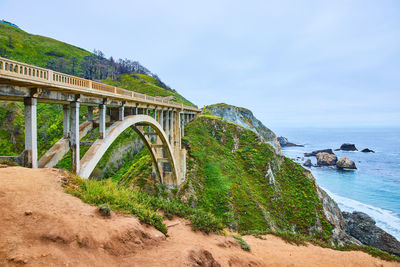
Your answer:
[0,167,397,266]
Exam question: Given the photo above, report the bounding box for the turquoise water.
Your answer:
[275,127,400,240]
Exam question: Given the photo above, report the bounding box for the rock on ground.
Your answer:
[337,157,357,169]
[316,152,338,166]
[343,211,400,257]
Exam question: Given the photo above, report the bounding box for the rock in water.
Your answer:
[343,211,400,256]
[316,152,338,166]
[338,143,358,151]
[336,157,357,169]
[304,149,334,157]
[303,159,312,167]
[361,148,375,153]
[277,136,303,147]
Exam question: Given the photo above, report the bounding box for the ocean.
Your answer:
[274,127,400,241]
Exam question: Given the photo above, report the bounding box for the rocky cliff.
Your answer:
[200,104,361,246]
[206,104,281,152]
[178,113,363,246]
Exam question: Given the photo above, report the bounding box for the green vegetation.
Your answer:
[232,235,251,251]
[65,175,224,235]
[119,149,153,188]
[0,23,90,72]
[180,115,333,240]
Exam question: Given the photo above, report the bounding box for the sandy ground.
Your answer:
[0,166,398,267]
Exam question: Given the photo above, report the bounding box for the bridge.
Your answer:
[0,56,200,186]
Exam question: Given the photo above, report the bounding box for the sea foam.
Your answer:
[322,187,400,241]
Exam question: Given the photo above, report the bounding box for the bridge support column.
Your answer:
[119,105,125,121]
[165,109,170,142]
[70,102,80,174]
[180,113,185,138]
[99,104,106,139]
[24,97,37,168]
[153,108,157,145]
[87,106,94,121]
[63,105,70,138]
[170,110,174,145]
[160,109,164,130]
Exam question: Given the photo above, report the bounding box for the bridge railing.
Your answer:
[0,56,197,111]
[0,57,50,83]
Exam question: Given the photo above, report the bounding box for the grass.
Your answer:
[64,174,224,235]
[0,23,90,71]
[232,235,251,251]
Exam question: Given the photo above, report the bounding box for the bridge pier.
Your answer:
[170,110,174,144]
[24,97,38,168]
[160,108,164,130]
[63,105,70,138]
[70,101,80,174]
[87,106,94,121]
[99,104,106,139]
[119,104,125,121]
[165,109,170,143]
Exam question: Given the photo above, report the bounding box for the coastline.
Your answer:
[277,126,400,242]
[322,186,400,241]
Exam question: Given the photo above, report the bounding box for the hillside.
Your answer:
[0,166,397,267]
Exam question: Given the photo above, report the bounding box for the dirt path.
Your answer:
[0,166,398,266]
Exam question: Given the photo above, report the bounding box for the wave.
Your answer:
[321,187,400,241]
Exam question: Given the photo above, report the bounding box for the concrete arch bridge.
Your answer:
[0,56,199,186]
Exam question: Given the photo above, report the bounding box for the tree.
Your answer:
[7,36,14,49]
[70,57,78,75]
[0,47,7,57]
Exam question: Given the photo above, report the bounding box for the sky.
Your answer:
[1,0,400,128]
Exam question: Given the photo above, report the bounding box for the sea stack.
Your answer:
[338,143,358,151]
[336,157,357,169]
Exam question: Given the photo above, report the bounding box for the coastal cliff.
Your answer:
[206,104,281,152]
[197,105,358,245]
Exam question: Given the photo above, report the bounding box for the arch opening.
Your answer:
[80,115,178,186]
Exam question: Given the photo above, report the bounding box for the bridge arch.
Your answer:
[79,114,178,186]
